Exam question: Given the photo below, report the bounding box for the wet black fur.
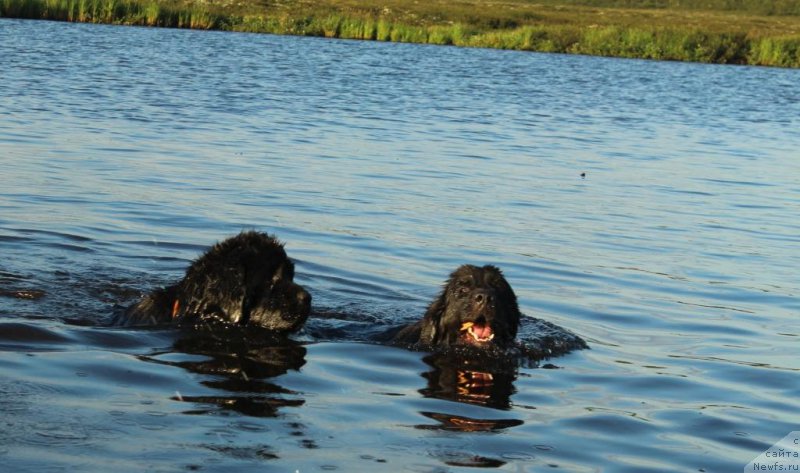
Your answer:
[392,264,521,349]
[114,231,311,332]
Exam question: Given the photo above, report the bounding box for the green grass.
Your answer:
[528,0,800,16]
[3,0,800,67]
[1,0,221,28]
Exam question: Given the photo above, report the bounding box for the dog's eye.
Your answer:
[457,286,470,296]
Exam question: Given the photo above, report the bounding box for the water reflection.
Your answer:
[141,326,306,417]
[419,353,519,410]
[432,450,508,468]
[414,353,525,472]
[417,411,523,433]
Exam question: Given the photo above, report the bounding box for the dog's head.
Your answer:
[177,231,311,333]
[244,259,312,333]
[420,265,520,349]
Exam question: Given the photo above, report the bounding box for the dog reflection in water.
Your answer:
[455,370,496,401]
[416,354,524,436]
[141,326,308,418]
[418,411,523,434]
[419,353,518,410]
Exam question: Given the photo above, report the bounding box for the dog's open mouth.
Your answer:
[460,320,494,343]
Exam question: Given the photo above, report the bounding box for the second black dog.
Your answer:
[114,231,311,332]
[392,264,521,350]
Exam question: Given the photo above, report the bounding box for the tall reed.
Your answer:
[1,0,219,28]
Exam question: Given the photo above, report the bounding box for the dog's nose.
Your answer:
[473,289,493,308]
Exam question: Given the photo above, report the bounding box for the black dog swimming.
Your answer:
[389,264,586,358]
[392,264,520,350]
[113,231,311,333]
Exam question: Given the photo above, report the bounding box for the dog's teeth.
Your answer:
[467,324,491,342]
[467,326,494,342]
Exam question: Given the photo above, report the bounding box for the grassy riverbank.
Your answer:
[3,0,800,66]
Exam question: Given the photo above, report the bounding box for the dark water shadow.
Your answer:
[139,326,307,418]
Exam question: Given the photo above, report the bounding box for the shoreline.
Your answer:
[2,0,799,67]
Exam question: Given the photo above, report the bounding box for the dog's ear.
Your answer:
[419,291,446,345]
[238,259,254,325]
[508,303,521,340]
[115,285,177,326]
[487,265,521,340]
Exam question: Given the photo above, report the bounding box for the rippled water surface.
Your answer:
[2,18,799,473]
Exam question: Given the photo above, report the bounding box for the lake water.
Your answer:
[1,18,799,473]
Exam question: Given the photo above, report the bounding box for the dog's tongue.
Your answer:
[473,323,492,340]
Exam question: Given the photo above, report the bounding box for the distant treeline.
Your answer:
[2,0,800,67]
